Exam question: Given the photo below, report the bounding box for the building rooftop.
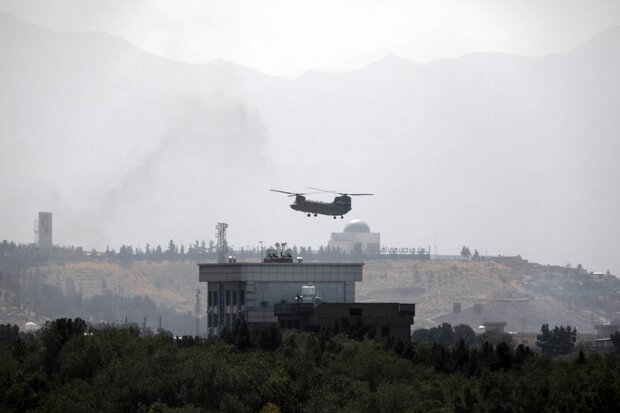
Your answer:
[198,261,364,283]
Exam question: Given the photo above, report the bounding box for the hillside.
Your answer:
[361,258,618,332]
[3,254,618,334]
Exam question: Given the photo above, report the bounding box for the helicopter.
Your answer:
[269,187,373,219]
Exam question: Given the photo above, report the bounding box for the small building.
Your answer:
[274,302,415,342]
[328,219,380,255]
[199,253,363,335]
[592,338,614,352]
[484,321,507,334]
[512,332,538,348]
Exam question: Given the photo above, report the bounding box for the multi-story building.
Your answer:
[198,251,363,335]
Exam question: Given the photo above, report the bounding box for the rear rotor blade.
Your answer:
[306,186,339,194]
[307,187,374,196]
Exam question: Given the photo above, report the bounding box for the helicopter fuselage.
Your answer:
[290,195,352,217]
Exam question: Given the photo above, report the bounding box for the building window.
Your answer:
[240,290,245,306]
[350,308,362,316]
[226,290,231,306]
[382,326,390,337]
[208,291,212,307]
[213,291,218,306]
[233,290,238,306]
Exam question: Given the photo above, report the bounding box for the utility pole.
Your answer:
[195,289,201,337]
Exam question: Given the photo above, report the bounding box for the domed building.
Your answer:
[328,219,381,255]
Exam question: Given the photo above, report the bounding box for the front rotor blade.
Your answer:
[270,189,297,195]
[348,193,374,196]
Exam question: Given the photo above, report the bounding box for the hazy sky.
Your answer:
[1,1,619,276]
[2,0,620,77]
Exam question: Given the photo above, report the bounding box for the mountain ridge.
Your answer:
[3,11,620,78]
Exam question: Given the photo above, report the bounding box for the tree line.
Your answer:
[1,239,392,266]
[2,318,620,412]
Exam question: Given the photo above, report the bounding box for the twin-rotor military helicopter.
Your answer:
[270,187,373,219]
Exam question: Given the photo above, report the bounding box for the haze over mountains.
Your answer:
[1,12,619,275]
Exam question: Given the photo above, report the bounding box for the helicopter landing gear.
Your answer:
[333,216,337,219]
[341,216,344,219]
[307,213,311,217]
[314,213,317,217]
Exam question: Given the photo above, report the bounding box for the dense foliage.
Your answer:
[411,323,513,347]
[2,319,620,412]
[536,323,577,357]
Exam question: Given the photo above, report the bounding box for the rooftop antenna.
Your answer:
[33,218,39,246]
[215,223,228,264]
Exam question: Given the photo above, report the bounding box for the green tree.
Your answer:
[165,240,178,259]
[536,324,576,357]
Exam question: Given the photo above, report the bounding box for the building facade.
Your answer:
[275,302,415,342]
[199,261,363,335]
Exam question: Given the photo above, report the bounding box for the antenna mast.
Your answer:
[215,222,228,264]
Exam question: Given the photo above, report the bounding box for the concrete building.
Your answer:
[199,255,363,335]
[274,302,415,342]
[328,219,380,255]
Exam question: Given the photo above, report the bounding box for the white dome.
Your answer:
[24,321,39,331]
[343,219,370,233]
